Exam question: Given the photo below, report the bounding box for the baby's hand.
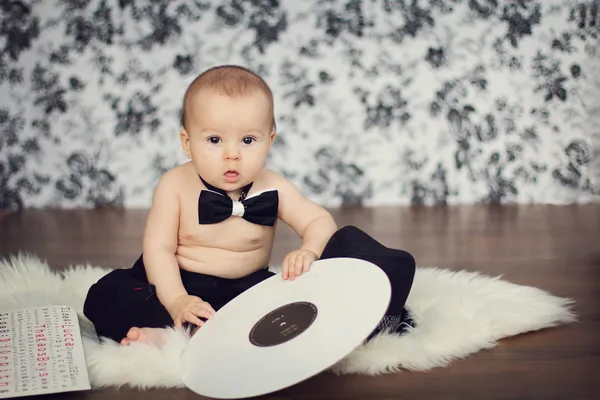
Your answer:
[282,249,318,280]
[166,295,215,328]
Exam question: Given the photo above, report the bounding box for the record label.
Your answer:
[249,302,317,347]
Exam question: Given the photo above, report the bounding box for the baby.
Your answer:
[84,65,417,347]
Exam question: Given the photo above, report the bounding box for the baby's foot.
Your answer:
[120,327,167,347]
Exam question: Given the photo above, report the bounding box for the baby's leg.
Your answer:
[320,225,416,339]
[83,266,174,346]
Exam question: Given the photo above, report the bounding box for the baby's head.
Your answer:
[179,65,276,191]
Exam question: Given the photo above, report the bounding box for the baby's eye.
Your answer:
[207,136,221,144]
[242,136,255,144]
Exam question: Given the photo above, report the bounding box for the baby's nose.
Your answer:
[224,146,241,160]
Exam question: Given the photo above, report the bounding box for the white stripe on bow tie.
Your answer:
[232,201,245,217]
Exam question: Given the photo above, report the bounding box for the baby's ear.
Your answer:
[269,129,277,145]
[179,128,192,159]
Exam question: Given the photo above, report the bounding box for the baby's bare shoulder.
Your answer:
[258,168,292,189]
[153,162,193,197]
[257,168,304,198]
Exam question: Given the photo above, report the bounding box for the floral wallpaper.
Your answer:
[1,0,598,210]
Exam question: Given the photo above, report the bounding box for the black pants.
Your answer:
[83,225,416,342]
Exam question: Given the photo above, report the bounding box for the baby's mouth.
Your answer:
[224,170,238,177]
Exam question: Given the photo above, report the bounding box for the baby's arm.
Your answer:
[274,172,338,278]
[143,171,187,308]
[142,171,214,327]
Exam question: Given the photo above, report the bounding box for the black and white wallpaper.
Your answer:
[1,0,599,210]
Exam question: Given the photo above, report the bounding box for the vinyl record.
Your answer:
[180,257,392,399]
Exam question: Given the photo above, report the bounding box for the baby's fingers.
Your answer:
[291,256,304,279]
[173,316,184,328]
[282,257,293,280]
[184,312,205,328]
[193,304,214,320]
[203,302,216,315]
[303,258,313,272]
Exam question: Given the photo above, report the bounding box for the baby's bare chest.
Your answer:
[177,188,274,250]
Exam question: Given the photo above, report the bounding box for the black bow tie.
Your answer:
[197,176,279,226]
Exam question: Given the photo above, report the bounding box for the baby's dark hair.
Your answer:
[180,65,276,132]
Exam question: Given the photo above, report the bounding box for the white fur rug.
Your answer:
[0,253,576,390]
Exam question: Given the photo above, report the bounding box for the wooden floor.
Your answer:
[0,204,598,400]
